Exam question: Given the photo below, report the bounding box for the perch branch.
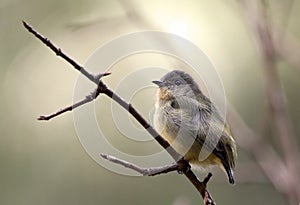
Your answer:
[23,21,215,205]
[100,153,214,205]
[100,153,185,176]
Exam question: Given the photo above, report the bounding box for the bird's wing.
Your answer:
[169,96,236,169]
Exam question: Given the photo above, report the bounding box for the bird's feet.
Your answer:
[176,158,191,174]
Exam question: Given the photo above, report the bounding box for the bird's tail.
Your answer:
[223,161,235,184]
[222,126,237,184]
[214,139,236,184]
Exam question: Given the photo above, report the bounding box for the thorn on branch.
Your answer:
[203,172,213,185]
[95,72,111,82]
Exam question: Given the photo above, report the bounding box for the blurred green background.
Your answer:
[1,0,300,204]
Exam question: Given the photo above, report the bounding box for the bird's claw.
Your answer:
[177,158,191,174]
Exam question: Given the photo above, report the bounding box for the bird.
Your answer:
[152,70,237,184]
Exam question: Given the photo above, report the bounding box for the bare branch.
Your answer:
[23,21,216,205]
[22,21,99,84]
[238,1,300,203]
[100,153,215,205]
[100,153,180,176]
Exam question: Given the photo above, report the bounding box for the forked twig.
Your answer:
[37,73,111,121]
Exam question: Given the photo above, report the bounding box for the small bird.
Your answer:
[152,70,237,184]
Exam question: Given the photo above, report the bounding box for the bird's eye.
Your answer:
[170,100,179,109]
[175,80,181,86]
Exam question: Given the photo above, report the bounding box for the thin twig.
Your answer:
[100,153,180,176]
[38,92,95,121]
[23,21,215,205]
[38,76,106,121]
[22,21,99,84]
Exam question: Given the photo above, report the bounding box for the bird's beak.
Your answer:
[152,80,165,87]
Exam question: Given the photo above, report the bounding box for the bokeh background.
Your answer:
[1,0,300,204]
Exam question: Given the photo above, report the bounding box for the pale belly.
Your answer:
[154,108,221,168]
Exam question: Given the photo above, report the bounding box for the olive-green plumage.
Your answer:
[153,70,237,184]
